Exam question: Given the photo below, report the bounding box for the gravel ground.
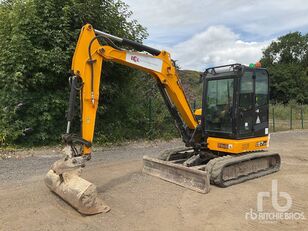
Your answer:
[0,131,307,231]
[0,139,181,185]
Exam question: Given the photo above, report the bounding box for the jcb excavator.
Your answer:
[45,24,281,215]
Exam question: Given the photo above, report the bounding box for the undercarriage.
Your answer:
[143,148,280,192]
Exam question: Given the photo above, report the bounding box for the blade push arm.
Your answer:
[69,24,198,155]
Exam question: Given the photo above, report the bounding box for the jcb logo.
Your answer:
[131,55,140,62]
[257,179,292,212]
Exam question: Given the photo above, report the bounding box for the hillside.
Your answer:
[178,70,203,109]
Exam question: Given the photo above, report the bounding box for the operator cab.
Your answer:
[201,63,269,140]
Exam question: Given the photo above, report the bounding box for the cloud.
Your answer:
[123,0,307,70]
[124,0,308,44]
[166,26,270,70]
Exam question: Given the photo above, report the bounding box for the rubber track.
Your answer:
[206,152,281,187]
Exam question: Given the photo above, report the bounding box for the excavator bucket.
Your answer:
[143,155,210,193]
[45,170,110,215]
[45,154,110,215]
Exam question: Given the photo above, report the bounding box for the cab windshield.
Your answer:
[205,78,234,133]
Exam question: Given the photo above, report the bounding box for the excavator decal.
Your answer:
[126,52,163,72]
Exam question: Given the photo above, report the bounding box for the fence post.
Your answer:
[148,97,152,134]
[272,107,275,132]
[290,106,293,130]
[301,106,304,129]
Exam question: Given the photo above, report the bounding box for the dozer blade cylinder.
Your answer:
[143,155,210,193]
[45,170,110,215]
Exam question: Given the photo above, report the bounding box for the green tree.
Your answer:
[0,0,148,145]
[260,32,308,103]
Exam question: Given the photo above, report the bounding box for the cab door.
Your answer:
[237,69,269,138]
[238,70,255,138]
[253,69,269,137]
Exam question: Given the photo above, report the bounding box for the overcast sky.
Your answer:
[123,0,308,70]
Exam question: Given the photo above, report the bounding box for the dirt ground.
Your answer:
[0,131,308,231]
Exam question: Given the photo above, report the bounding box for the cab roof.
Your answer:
[203,63,267,79]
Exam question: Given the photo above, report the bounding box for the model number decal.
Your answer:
[218,143,233,149]
[256,141,267,147]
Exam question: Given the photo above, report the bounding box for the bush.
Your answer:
[0,0,149,146]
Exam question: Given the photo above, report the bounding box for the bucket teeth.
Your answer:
[45,169,110,215]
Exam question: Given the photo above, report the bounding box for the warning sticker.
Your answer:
[256,116,260,124]
[126,52,163,72]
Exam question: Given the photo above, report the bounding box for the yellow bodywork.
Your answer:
[194,108,202,123]
[207,136,269,154]
[194,108,202,116]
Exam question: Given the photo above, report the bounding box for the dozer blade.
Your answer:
[143,155,210,193]
[45,169,110,215]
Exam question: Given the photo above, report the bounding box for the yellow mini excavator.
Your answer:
[45,24,281,215]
